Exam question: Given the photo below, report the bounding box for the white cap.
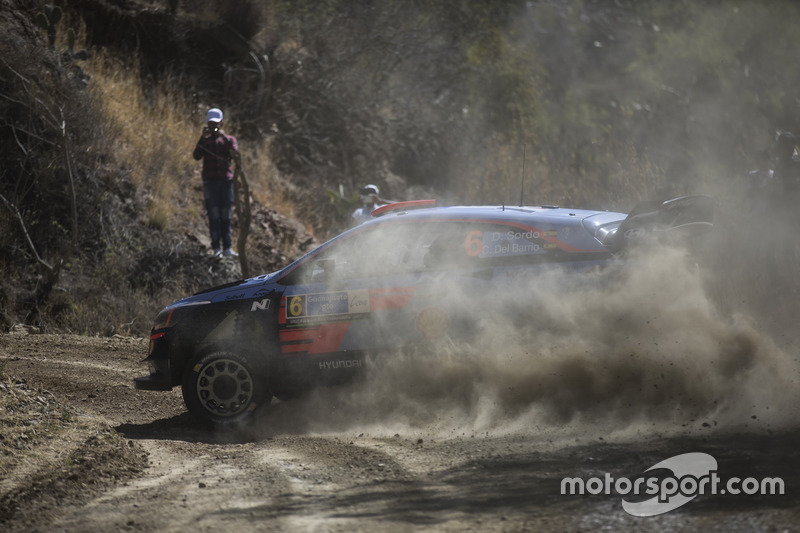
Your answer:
[206,108,223,123]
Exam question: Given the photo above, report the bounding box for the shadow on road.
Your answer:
[114,398,311,444]
[115,413,251,444]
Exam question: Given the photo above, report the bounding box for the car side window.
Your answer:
[285,219,560,285]
[288,223,426,284]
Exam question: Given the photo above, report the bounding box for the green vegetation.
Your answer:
[2,0,799,335]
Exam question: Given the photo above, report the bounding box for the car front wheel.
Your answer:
[181,350,269,428]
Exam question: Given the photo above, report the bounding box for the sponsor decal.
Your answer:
[285,289,370,325]
[319,359,363,370]
[250,298,271,311]
[624,227,646,239]
[224,292,246,301]
[252,288,274,297]
[464,228,559,258]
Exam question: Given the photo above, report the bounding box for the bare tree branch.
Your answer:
[0,192,55,272]
[59,108,79,251]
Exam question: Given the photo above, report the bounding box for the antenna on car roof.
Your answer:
[519,143,527,207]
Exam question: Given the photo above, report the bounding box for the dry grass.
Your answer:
[86,53,196,230]
[238,138,301,221]
[84,52,301,233]
[455,134,666,212]
[603,143,668,209]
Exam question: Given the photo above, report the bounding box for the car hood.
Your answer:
[175,272,281,305]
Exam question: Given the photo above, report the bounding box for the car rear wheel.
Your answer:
[181,350,270,428]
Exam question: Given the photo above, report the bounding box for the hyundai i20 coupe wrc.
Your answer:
[135,197,713,428]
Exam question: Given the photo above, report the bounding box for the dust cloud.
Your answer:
[233,2,800,449]
[255,231,800,444]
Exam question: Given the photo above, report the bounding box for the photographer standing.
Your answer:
[351,184,391,225]
[193,108,239,257]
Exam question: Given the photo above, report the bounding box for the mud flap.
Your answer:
[606,195,715,252]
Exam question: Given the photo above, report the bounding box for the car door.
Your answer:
[275,221,429,361]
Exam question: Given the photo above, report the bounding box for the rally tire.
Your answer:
[181,350,269,428]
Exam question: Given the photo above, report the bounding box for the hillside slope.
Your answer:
[0,0,317,335]
[3,0,800,335]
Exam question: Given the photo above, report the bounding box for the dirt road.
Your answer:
[1,330,799,532]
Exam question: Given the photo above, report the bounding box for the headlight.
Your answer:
[152,301,210,331]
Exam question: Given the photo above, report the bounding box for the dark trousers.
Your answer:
[203,179,234,250]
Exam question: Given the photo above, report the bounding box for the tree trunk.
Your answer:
[232,152,252,278]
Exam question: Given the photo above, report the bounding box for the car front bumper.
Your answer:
[133,331,173,391]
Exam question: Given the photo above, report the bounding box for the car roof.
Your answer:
[366,204,626,227]
[270,204,627,284]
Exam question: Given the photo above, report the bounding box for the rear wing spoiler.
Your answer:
[605,195,715,252]
[372,199,436,217]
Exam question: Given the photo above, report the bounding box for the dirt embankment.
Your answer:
[1,330,799,532]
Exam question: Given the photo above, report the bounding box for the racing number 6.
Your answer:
[464,230,483,257]
[288,296,305,317]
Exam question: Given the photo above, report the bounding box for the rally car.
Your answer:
[134,196,713,428]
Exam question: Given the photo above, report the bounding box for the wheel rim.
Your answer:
[195,357,254,417]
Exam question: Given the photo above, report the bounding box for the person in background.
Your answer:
[352,184,391,224]
[193,108,239,257]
